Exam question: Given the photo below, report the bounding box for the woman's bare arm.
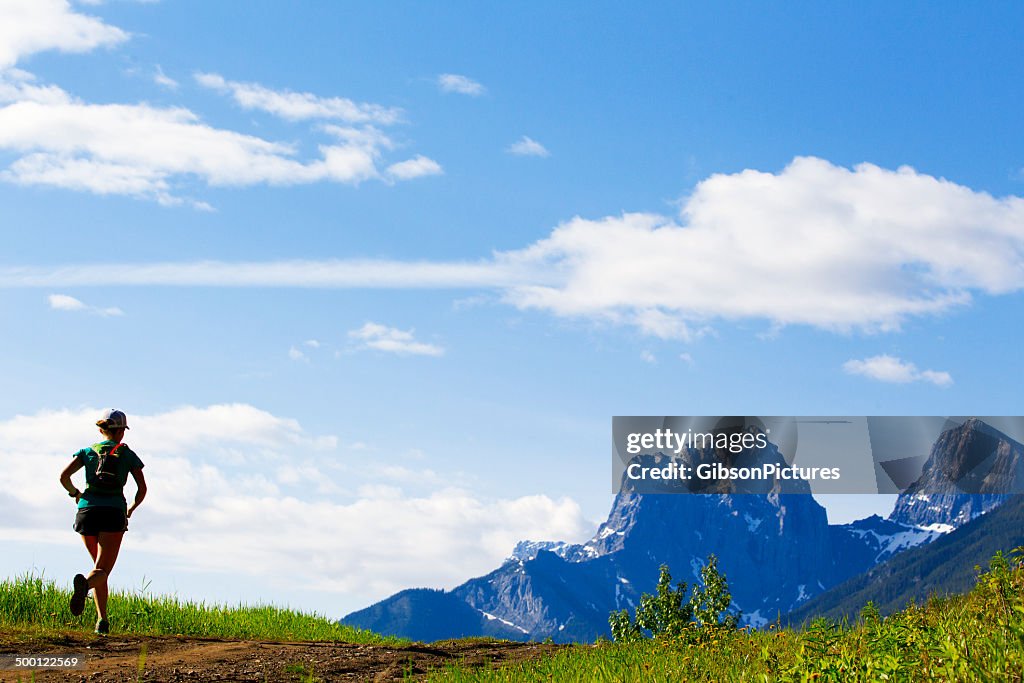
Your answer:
[127,467,147,518]
[59,458,84,501]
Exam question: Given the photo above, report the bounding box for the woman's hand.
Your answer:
[60,457,84,502]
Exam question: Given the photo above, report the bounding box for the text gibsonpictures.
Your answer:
[626,462,842,482]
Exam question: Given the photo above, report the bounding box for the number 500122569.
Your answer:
[0,654,86,670]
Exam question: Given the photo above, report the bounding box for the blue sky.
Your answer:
[2,1,1023,616]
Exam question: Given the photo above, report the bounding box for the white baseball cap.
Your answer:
[97,409,130,430]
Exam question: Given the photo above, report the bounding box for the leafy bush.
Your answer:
[608,554,739,642]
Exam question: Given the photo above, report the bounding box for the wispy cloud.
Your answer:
[506,135,550,158]
[843,354,953,387]
[386,155,443,180]
[0,69,71,105]
[0,96,368,206]
[47,293,86,311]
[288,339,323,362]
[0,259,535,288]
[0,89,435,206]
[195,72,403,125]
[349,322,444,356]
[0,13,436,207]
[436,73,485,96]
[640,350,656,364]
[7,158,1024,337]
[632,308,698,342]
[47,293,122,316]
[152,65,178,90]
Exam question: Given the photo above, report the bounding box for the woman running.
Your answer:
[59,409,147,635]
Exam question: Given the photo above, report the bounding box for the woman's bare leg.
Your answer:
[88,531,124,621]
[81,535,98,563]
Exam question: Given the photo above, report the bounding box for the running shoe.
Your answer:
[69,574,89,616]
[95,619,109,635]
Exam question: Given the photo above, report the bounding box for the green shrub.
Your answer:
[608,554,738,642]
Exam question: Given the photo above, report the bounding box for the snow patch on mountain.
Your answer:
[479,609,529,634]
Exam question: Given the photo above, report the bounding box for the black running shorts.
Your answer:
[73,506,128,536]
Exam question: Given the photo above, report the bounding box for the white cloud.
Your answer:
[632,308,698,341]
[47,293,85,311]
[152,65,177,90]
[0,0,128,69]
[843,354,953,387]
[506,135,550,158]
[0,404,334,459]
[918,369,954,386]
[386,154,443,180]
[437,73,484,96]
[146,403,340,453]
[303,339,321,348]
[320,124,393,150]
[679,352,694,365]
[6,158,1024,336]
[0,258,536,288]
[349,322,444,357]
[0,96,403,204]
[0,14,433,206]
[498,157,1024,333]
[195,72,402,125]
[640,350,656,364]
[47,293,122,316]
[288,346,307,362]
[0,405,591,602]
[0,68,73,105]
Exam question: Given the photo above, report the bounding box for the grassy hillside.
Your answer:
[0,572,404,645]
[787,494,1024,625]
[7,546,1024,681]
[428,549,1024,681]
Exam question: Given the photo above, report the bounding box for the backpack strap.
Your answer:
[91,442,123,457]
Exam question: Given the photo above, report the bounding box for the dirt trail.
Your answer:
[0,633,562,682]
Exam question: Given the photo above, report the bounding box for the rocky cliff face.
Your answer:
[889,418,1022,527]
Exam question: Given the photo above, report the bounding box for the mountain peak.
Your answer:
[888,418,1023,527]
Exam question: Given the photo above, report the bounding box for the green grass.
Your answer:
[8,552,1024,680]
[428,551,1024,681]
[0,572,405,645]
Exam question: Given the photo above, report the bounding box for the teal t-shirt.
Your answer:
[74,440,144,512]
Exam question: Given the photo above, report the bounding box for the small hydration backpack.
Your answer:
[90,442,124,494]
